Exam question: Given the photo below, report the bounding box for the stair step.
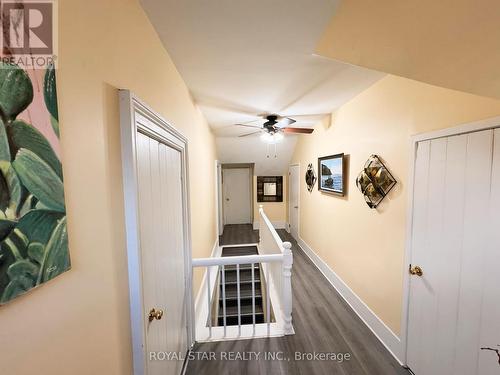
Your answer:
[218,304,264,318]
[218,314,265,326]
[220,286,262,300]
[224,263,260,271]
[222,271,260,284]
[221,246,258,257]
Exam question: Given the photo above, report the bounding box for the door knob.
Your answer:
[409,265,423,277]
[148,308,164,322]
[226,198,230,201]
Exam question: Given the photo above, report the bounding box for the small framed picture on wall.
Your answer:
[318,153,345,196]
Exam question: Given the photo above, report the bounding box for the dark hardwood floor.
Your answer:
[187,227,408,375]
[219,224,259,245]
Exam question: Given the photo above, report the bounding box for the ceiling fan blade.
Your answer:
[284,113,330,118]
[282,127,314,134]
[234,123,262,129]
[238,130,262,137]
[276,117,297,128]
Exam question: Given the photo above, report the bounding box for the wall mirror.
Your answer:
[257,176,283,202]
[264,182,277,196]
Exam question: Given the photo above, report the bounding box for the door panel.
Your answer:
[478,129,500,375]
[136,131,187,375]
[407,129,498,375]
[433,134,467,375]
[407,140,431,375]
[453,130,493,375]
[223,168,251,224]
[289,165,299,239]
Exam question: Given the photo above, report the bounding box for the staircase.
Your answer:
[218,246,265,326]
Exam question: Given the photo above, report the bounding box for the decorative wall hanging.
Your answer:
[0,62,69,304]
[257,176,283,202]
[356,155,396,209]
[318,153,345,195]
[305,163,317,192]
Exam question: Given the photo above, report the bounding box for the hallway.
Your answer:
[186,227,407,375]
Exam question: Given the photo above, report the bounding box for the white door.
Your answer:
[289,165,299,239]
[407,128,500,375]
[223,168,251,224]
[136,130,188,375]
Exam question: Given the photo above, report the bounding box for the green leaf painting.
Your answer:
[0,63,70,304]
[0,63,34,123]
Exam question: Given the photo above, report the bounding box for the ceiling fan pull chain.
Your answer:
[266,143,270,158]
[274,143,277,158]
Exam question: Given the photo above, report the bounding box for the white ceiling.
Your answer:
[216,136,298,176]
[140,0,385,174]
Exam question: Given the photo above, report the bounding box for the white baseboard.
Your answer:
[297,236,404,365]
[253,220,286,230]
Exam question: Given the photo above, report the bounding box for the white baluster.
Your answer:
[266,264,270,335]
[221,265,227,336]
[282,241,293,335]
[207,266,212,337]
[237,264,241,335]
[251,262,256,332]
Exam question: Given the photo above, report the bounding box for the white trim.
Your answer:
[297,236,403,364]
[119,90,194,375]
[288,163,300,241]
[253,220,286,230]
[400,115,500,366]
[193,240,221,331]
[411,115,500,142]
[215,160,223,238]
[196,322,285,342]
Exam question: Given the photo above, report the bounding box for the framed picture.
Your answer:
[318,153,345,195]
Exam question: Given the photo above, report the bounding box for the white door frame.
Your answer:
[400,115,500,366]
[215,160,223,238]
[119,90,194,375]
[288,163,300,237]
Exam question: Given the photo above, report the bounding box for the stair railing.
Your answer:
[191,206,294,341]
[257,205,294,335]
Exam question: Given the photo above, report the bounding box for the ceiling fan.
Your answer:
[236,114,315,138]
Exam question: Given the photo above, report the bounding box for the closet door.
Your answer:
[407,129,499,375]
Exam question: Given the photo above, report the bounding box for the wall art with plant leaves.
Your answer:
[0,62,69,304]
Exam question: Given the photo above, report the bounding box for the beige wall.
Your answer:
[253,175,287,226]
[316,0,500,99]
[0,0,216,374]
[291,75,500,335]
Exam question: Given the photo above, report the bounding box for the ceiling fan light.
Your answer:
[260,132,272,142]
[274,132,284,142]
[260,131,284,144]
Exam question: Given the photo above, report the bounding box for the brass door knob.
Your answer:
[148,308,164,322]
[409,265,423,277]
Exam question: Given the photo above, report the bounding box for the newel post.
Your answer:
[282,241,294,334]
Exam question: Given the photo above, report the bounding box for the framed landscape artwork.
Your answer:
[318,153,345,195]
[0,62,69,304]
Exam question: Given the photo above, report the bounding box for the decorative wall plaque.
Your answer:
[305,163,316,192]
[356,155,396,208]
